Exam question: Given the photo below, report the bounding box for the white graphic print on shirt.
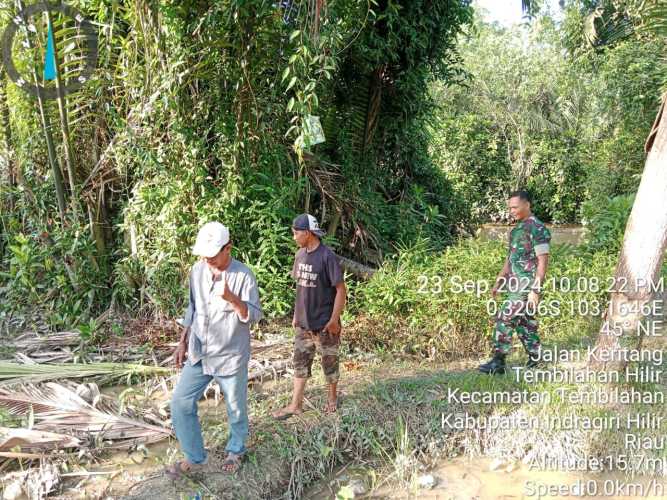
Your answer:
[296,262,318,288]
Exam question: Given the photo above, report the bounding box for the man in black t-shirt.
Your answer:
[272,214,347,420]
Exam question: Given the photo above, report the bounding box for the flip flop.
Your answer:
[273,410,295,421]
[272,408,302,421]
[164,460,205,479]
[222,452,244,474]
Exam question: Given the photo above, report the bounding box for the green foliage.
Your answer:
[2,0,662,332]
[308,0,474,256]
[581,193,635,254]
[580,37,666,209]
[352,238,617,358]
[431,8,666,224]
[429,112,511,223]
[0,0,475,325]
[0,407,19,428]
[0,226,109,329]
[114,144,300,317]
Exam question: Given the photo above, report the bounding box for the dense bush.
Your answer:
[0,227,109,329]
[0,0,474,327]
[581,194,634,255]
[2,1,664,331]
[430,11,665,224]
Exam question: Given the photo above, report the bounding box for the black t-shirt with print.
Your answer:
[292,243,344,331]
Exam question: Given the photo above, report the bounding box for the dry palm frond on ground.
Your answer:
[0,361,171,386]
[10,331,81,352]
[0,427,81,453]
[0,382,172,450]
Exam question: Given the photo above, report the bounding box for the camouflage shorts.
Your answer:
[292,327,340,384]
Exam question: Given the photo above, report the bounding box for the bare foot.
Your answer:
[324,399,337,414]
[222,452,244,473]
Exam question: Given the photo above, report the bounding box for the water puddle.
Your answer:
[307,457,667,499]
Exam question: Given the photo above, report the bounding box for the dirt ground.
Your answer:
[305,456,667,500]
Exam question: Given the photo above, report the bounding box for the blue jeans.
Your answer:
[170,360,248,464]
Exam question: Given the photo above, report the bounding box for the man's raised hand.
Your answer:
[221,277,236,303]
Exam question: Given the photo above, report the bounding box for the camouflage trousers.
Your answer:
[493,297,541,356]
[293,327,340,384]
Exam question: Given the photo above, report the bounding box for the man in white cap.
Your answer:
[165,222,263,477]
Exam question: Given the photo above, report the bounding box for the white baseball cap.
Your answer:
[192,222,230,258]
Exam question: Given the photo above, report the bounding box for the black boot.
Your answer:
[478,353,506,374]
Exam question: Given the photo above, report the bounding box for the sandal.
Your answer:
[164,459,205,479]
[222,452,244,474]
[272,407,303,421]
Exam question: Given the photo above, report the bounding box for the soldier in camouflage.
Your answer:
[479,190,551,375]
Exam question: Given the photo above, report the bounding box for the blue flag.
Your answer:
[43,21,56,81]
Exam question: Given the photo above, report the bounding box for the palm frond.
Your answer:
[0,383,171,448]
[349,72,371,157]
[0,361,171,386]
[522,0,543,18]
[0,427,80,452]
[583,0,667,47]
[630,0,667,37]
[11,331,80,352]
[584,5,635,47]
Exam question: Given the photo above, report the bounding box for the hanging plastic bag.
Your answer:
[301,114,325,149]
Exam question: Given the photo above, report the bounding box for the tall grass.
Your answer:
[348,238,617,359]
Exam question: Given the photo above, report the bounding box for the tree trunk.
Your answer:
[0,69,15,192]
[46,9,79,219]
[590,95,667,370]
[14,0,67,222]
[0,68,16,236]
[0,69,12,263]
[91,117,111,256]
[363,66,384,152]
[327,207,342,237]
[335,253,376,280]
[86,185,109,264]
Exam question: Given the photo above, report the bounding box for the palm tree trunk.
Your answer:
[46,8,79,219]
[14,0,67,222]
[38,105,67,222]
[0,68,15,195]
[89,117,109,259]
[363,66,384,153]
[0,68,13,263]
[590,95,667,370]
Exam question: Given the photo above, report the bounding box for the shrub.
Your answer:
[350,238,617,359]
[581,194,634,254]
[0,227,109,330]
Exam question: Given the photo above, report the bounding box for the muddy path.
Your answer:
[305,456,667,499]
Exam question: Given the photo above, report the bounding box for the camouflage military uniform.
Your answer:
[493,216,551,356]
[293,326,340,383]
